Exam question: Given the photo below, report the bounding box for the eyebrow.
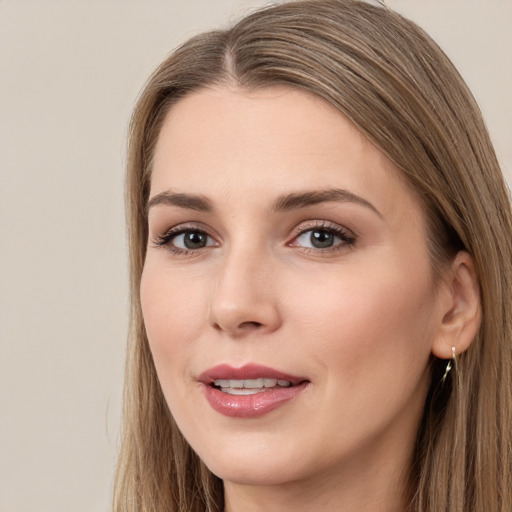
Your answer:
[146,191,214,214]
[146,187,381,218]
[271,188,382,217]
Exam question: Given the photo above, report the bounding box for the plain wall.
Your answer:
[0,1,510,511]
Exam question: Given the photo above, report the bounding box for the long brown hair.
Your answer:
[114,1,512,510]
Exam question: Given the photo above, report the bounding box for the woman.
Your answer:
[114,1,512,511]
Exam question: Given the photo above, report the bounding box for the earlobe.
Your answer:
[431,251,482,360]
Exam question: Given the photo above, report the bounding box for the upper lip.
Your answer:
[198,363,308,384]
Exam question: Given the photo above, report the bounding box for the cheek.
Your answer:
[140,263,208,373]
[287,262,436,382]
[280,263,436,458]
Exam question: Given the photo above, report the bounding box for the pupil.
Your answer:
[311,230,334,248]
[184,231,206,249]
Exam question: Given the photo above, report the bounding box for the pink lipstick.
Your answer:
[199,364,309,418]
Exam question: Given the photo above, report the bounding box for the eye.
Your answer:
[290,223,356,251]
[172,230,215,250]
[153,227,217,253]
[297,229,338,249]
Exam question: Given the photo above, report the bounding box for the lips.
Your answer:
[198,364,309,418]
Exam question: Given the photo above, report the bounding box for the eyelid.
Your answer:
[287,220,357,250]
[151,222,219,249]
[290,219,355,238]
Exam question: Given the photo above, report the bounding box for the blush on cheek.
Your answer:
[142,264,196,326]
[295,267,433,372]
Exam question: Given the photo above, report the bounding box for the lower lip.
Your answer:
[202,382,308,418]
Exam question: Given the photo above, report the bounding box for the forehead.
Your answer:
[150,86,422,225]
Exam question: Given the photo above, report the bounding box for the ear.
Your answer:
[431,251,482,359]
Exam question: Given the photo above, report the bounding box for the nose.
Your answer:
[207,249,282,337]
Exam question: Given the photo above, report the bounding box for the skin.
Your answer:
[141,86,479,512]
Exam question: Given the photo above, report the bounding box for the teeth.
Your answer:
[223,388,264,395]
[212,378,293,392]
[244,378,265,388]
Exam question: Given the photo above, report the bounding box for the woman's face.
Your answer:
[141,87,448,490]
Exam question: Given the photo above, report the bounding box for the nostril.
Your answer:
[211,320,263,334]
[239,321,263,329]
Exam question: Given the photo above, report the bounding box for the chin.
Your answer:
[197,439,309,487]
[208,461,300,487]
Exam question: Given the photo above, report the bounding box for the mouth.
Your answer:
[211,378,295,395]
[199,364,309,418]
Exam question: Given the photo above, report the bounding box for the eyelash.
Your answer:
[289,221,356,253]
[152,224,217,255]
[151,221,356,256]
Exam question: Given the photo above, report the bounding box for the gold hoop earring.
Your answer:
[441,346,456,385]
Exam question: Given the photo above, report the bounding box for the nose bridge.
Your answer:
[208,240,281,336]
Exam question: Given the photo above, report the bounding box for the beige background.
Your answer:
[0,1,510,511]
